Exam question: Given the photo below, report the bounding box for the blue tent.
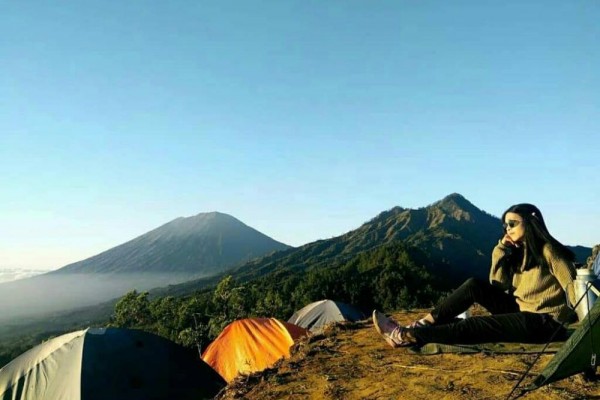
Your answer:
[0,328,225,400]
[288,299,366,333]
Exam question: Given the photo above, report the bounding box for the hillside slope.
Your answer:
[237,193,501,283]
[218,309,599,400]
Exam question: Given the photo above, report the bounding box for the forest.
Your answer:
[109,241,446,352]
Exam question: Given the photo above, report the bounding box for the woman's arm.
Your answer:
[544,244,577,306]
[490,240,512,290]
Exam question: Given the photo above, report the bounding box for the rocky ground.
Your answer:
[216,309,599,400]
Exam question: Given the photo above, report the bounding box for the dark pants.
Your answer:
[410,278,566,345]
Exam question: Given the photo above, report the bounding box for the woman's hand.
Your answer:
[501,234,520,248]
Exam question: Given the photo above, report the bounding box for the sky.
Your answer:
[1,1,599,270]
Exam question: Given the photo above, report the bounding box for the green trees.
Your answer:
[109,241,445,351]
[208,275,252,337]
[112,290,151,328]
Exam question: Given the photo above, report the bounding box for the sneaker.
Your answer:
[372,310,411,348]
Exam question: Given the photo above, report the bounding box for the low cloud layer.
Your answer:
[0,272,206,323]
[0,268,47,284]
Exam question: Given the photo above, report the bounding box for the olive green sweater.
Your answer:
[490,241,576,322]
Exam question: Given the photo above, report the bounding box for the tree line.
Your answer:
[110,241,446,351]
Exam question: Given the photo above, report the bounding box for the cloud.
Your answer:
[0,268,47,284]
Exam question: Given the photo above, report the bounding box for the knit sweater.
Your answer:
[489,240,576,322]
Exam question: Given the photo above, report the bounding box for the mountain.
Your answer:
[0,212,289,322]
[331,193,501,283]
[167,194,499,292]
[158,193,592,297]
[53,211,289,276]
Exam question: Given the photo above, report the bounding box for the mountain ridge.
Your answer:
[156,193,591,297]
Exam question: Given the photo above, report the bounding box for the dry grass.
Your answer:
[216,309,600,400]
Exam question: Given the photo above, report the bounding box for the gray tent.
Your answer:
[526,298,600,392]
[288,299,366,333]
[0,327,225,400]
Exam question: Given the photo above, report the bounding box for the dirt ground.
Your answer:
[216,309,600,400]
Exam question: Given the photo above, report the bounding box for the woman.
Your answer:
[373,203,577,347]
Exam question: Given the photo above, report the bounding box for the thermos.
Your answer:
[573,268,600,321]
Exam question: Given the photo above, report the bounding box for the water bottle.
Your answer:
[573,268,599,321]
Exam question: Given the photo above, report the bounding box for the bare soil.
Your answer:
[216,309,600,400]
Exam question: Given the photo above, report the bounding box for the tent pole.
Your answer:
[505,317,569,400]
[585,286,597,370]
[506,282,597,399]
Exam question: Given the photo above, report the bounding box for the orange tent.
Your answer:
[201,318,307,382]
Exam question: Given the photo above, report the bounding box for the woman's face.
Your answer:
[504,212,525,243]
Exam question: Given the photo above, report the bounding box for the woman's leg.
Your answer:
[431,277,519,324]
[409,312,566,345]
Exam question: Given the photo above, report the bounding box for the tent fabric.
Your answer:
[0,328,225,400]
[0,330,85,400]
[527,298,600,391]
[288,299,366,333]
[202,318,307,382]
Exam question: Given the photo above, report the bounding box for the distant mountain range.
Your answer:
[1,194,592,330]
[157,193,592,297]
[0,212,289,322]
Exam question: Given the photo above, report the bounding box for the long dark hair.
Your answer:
[501,203,575,270]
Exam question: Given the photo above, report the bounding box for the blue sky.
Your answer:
[1,1,598,269]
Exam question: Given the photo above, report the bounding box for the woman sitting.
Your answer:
[373,203,577,347]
